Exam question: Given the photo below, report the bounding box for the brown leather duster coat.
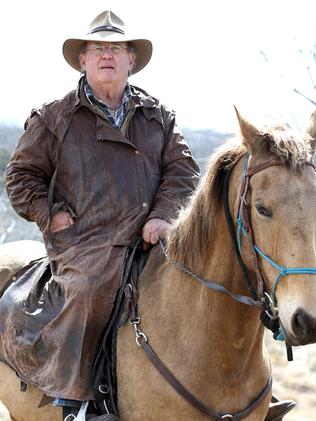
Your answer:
[3,79,199,400]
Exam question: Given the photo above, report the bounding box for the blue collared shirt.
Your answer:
[83,78,132,129]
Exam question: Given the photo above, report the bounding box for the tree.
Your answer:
[259,36,316,132]
[0,148,10,174]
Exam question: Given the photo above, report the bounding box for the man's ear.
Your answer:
[129,53,136,73]
[79,53,86,72]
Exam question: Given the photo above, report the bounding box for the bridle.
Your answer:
[234,154,316,345]
[127,153,316,420]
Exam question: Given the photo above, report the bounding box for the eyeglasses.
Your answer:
[85,43,128,57]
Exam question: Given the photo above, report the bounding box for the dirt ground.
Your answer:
[0,332,315,420]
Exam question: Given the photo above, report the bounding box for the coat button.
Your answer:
[135,150,140,154]
[96,133,102,139]
[142,202,148,208]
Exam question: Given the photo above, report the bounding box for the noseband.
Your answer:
[235,155,316,340]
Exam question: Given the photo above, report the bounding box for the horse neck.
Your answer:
[149,214,265,409]
[156,164,265,375]
[183,204,262,338]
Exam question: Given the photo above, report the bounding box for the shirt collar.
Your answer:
[83,77,132,108]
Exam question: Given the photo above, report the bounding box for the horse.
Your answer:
[0,111,315,421]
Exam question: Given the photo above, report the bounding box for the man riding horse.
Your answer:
[1,9,297,421]
[3,10,199,420]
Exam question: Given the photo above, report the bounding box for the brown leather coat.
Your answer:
[3,79,199,400]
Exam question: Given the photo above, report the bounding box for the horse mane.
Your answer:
[251,124,313,170]
[167,139,246,269]
[167,124,314,269]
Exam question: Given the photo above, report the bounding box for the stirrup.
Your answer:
[64,415,77,421]
[63,401,89,421]
[63,406,79,421]
[265,397,296,421]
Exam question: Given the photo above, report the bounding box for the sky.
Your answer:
[1,0,316,133]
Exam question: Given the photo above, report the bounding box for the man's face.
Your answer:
[79,41,135,88]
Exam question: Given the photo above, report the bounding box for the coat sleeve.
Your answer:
[5,113,55,233]
[147,110,200,222]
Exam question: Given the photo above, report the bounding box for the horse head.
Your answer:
[235,109,316,346]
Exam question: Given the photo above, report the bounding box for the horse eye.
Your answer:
[255,205,273,218]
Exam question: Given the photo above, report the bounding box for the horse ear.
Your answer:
[306,110,316,157]
[234,106,262,153]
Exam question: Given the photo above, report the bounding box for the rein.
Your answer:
[159,239,263,310]
[128,289,272,421]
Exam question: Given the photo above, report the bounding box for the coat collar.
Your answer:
[130,85,165,128]
[33,78,165,139]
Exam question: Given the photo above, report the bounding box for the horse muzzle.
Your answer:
[289,307,316,345]
[281,307,316,346]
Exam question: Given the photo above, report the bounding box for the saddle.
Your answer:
[0,255,64,361]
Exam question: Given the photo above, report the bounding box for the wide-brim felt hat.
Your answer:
[63,10,152,75]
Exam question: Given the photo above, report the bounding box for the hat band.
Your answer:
[89,25,125,35]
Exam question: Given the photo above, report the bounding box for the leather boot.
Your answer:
[87,415,120,421]
[265,397,296,421]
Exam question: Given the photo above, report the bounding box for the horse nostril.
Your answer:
[291,308,314,337]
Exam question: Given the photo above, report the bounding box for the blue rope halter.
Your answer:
[237,220,316,302]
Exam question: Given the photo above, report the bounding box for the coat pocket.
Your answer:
[48,223,80,254]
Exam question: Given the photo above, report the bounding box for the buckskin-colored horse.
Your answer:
[0,111,316,421]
